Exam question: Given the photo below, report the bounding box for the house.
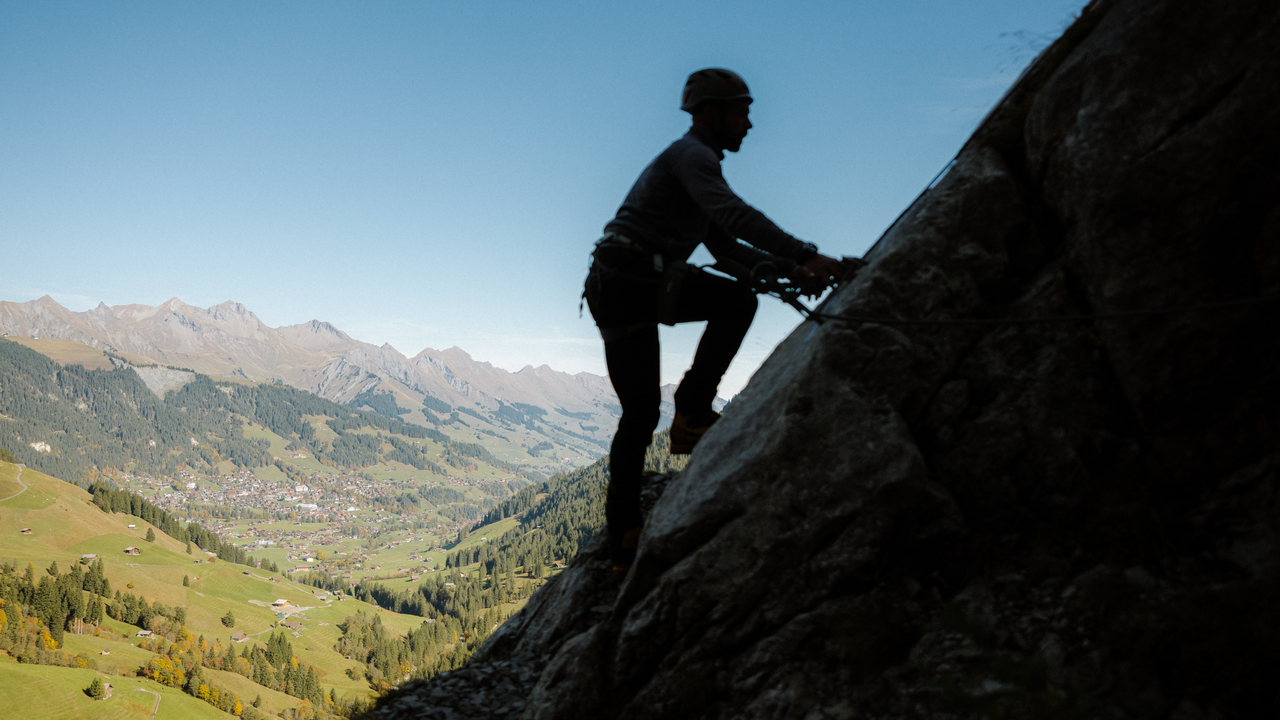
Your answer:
[231,632,249,643]
[20,528,31,535]
[269,576,281,583]
[242,571,251,575]
[123,547,140,555]
[100,649,111,655]
[282,621,301,630]
[271,599,290,608]
[127,524,136,529]
[80,554,98,562]
[136,630,153,638]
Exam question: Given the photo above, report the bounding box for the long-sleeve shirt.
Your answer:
[603,125,816,275]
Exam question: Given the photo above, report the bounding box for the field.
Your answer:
[0,655,230,720]
[6,336,154,371]
[0,460,479,712]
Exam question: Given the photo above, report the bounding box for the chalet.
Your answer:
[271,599,290,608]
[231,632,249,643]
[100,649,111,655]
[127,524,136,529]
[242,571,251,575]
[282,621,301,630]
[269,576,281,583]
[136,630,153,638]
[80,554,98,562]
[20,528,31,535]
[123,547,140,556]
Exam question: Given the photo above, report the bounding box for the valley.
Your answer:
[0,332,682,719]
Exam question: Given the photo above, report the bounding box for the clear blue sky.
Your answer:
[1,0,1082,396]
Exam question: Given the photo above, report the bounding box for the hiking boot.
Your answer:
[670,410,720,455]
[610,526,642,577]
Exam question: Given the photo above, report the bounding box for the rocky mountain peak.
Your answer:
[370,1,1280,718]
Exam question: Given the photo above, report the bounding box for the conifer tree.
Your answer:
[183,575,190,587]
[86,677,105,699]
[146,528,156,542]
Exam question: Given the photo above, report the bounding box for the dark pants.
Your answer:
[585,258,757,551]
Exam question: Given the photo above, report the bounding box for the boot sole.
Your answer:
[669,443,694,455]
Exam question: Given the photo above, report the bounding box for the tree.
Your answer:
[85,677,105,699]
[221,610,235,628]
[145,528,156,542]
[46,560,58,576]
[183,575,190,587]
[186,541,192,555]
[252,694,262,708]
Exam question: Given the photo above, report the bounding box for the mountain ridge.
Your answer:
[0,296,723,454]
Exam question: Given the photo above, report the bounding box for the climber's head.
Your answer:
[682,68,753,153]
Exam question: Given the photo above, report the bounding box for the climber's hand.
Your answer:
[792,254,840,296]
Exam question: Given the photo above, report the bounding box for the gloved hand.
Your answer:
[790,253,840,296]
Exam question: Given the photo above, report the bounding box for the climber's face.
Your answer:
[694,98,753,153]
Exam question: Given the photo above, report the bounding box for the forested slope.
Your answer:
[0,338,538,485]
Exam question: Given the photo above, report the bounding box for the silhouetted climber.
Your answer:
[584,68,840,575]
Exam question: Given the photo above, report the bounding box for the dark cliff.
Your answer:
[371,0,1280,717]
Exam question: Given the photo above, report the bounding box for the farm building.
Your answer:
[123,547,140,555]
[231,632,248,643]
[272,599,290,608]
[20,528,31,535]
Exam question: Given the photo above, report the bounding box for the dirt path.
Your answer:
[0,464,28,502]
[133,687,161,720]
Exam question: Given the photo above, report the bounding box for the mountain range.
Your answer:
[0,296,720,443]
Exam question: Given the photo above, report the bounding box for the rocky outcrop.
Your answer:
[370,1,1280,718]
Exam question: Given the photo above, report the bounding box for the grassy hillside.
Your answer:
[0,657,232,720]
[0,460,462,716]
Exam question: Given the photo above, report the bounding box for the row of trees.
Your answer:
[88,481,261,567]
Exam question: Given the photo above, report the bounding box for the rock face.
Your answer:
[372,1,1280,718]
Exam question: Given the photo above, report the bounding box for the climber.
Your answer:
[583,68,841,574]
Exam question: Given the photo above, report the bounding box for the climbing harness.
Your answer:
[582,233,703,341]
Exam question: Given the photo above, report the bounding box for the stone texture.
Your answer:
[371,0,1280,717]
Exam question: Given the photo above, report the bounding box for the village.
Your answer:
[102,464,516,590]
